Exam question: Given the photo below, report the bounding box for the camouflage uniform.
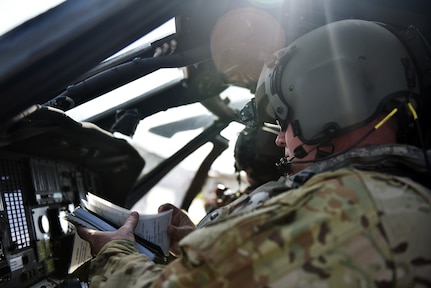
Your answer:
[86,144,431,287]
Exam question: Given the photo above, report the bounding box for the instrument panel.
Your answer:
[0,154,99,288]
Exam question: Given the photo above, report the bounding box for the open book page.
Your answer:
[66,207,158,260]
[68,233,92,274]
[81,192,172,256]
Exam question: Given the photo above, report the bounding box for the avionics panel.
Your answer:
[0,105,145,287]
[0,153,99,288]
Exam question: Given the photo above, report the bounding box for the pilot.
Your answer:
[205,125,284,213]
[76,19,431,287]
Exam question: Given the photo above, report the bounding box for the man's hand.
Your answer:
[158,204,196,256]
[76,211,139,256]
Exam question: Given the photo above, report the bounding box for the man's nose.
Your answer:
[275,131,286,147]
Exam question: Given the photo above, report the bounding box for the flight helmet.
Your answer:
[255,19,420,145]
[234,126,284,184]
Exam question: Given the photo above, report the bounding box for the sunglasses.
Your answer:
[276,119,288,132]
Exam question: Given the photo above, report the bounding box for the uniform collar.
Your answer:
[288,144,430,188]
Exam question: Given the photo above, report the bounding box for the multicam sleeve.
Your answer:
[88,240,166,288]
[153,168,431,287]
[88,168,431,288]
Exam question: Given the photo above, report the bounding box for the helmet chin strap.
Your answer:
[275,120,339,175]
[276,103,404,176]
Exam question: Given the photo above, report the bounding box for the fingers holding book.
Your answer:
[76,211,139,256]
[158,204,196,256]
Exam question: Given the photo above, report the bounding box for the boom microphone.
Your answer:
[276,156,294,175]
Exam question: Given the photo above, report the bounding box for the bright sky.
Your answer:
[0,0,65,36]
[0,1,250,167]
